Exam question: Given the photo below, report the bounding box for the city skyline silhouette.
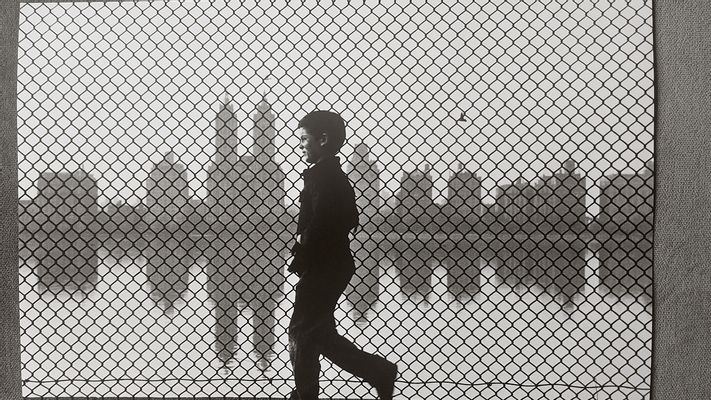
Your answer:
[17,0,654,209]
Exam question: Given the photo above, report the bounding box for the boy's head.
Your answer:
[297,110,346,164]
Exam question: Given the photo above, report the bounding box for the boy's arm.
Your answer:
[299,179,336,258]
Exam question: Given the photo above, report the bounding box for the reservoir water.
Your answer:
[19,232,652,400]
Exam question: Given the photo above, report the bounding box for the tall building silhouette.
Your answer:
[528,159,587,233]
[552,159,587,232]
[442,163,483,297]
[494,178,524,231]
[493,179,528,230]
[492,182,511,218]
[393,164,436,299]
[514,178,537,232]
[346,143,381,221]
[252,93,277,162]
[493,160,585,233]
[36,167,99,226]
[598,160,654,236]
[395,164,435,231]
[205,93,286,369]
[213,94,241,167]
[242,93,286,230]
[531,176,554,229]
[206,93,287,231]
[345,143,382,320]
[597,160,654,300]
[508,177,532,230]
[206,95,244,230]
[445,162,482,232]
[143,151,190,231]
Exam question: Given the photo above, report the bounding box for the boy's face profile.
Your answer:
[298,127,329,164]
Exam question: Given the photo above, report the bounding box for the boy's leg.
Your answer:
[288,333,320,400]
[307,271,398,398]
[320,333,397,391]
[290,269,397,399]
[288,270,345,400]
[288,275,324,400]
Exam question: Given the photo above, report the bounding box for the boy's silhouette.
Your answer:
[288,110,398,400]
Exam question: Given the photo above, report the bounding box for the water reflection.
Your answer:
[33,226,99,296]
[486,235,587,305]
[391,235,436,302]
[598,233,653,305]
[442,236,485,301]
[537,237,587,304]
[21,228,653,374]
[204,231,285,370]
[143,230,194,316]
[346,237,383,321]
[24,230,653,310]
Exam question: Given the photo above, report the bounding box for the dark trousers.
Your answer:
[288,268,393,400]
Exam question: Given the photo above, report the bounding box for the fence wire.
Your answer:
[17,1,653,399]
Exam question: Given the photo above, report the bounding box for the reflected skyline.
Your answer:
[18,242,653,399]
[23,230,652,307]
[204,232,285,371]
[19,227,652,379]
[144,231,195,315]
[19,236,651,365]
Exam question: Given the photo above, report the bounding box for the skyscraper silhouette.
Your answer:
[206,95,244,231]
[395,164,435,232]
[553,159,587,233]
[443,163,483,298]
[205,93,286,369]
[143,151,190,231]
[597,161,653,300]
[345,143,382,320]
[445,162,482,232]
[347,143,381,222]
[394,165,436,299]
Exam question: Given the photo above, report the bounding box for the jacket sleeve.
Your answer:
[300,176,359,258]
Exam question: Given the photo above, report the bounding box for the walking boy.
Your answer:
[288,110,398,400]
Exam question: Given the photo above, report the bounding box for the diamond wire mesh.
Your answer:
[16,1,653,399]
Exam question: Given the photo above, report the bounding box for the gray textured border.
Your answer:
[651,1,711,399]
[2,1,710,399]
[1,1,21,399]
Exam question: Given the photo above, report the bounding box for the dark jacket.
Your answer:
[289,155,359,276]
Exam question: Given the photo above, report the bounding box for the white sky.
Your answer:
[17,0,654,208]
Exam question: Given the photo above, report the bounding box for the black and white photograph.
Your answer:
[15,1,653,399]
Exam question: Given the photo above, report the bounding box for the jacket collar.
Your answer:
[302,155,340,179]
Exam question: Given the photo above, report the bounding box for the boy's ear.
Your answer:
[319,132,328,147]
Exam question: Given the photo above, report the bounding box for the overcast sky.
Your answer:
[17,0,654,208]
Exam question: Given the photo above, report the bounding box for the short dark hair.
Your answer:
[298,110,346,153]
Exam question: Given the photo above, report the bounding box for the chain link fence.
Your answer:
[17,1,653,399]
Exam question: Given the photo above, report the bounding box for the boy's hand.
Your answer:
[288,241,306,276]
